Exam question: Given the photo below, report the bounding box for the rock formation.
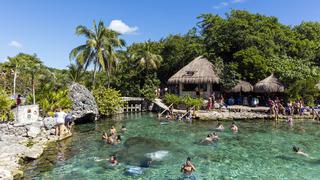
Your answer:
[69,83,99,121]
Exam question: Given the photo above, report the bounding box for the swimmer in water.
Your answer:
[110,126,117,136]
[210,132,219,141]
[115,135,121,144]
[121,125,127,132]
[293,146,309,157]
[109,155,118,165]
[287,117,293,125]
[102,132,108,140]
[230,122,238,133]
[216,122,225,131]
[180,157,196,179]
[205,134,213,142]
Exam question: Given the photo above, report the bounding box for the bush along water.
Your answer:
[0,87,14,121]
[93,86,126,116]
[163,94,203,110]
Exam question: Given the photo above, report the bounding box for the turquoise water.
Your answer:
[24,113,320,179]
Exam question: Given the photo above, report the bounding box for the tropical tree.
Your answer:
[70,20,125,88]
[67,63,84,83]
[131,41,163,72]
[23,55,43,104]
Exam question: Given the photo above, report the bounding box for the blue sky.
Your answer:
[1,0,320,69]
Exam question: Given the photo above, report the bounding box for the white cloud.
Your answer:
[221,2,229,6]
[213,2,229,9]
[8,41,22,48]
[232,0,245,3]
[108,20,138,35]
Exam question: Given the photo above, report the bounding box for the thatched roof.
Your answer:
[253,74,284,93]
[226,80,253,93]
[168,56,219,84]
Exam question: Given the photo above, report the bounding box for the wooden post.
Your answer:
[179,83,183,96]
[207,83,211,99]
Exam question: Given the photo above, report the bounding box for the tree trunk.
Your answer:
[13,69,17,97]
[92,63,97,90]
[32,74,36,104]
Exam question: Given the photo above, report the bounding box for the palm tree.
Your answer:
[131,41,162,72]
[70,20,125,88]
[24,59,42,104]
[67,63,84,83]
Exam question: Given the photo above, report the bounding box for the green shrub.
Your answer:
[0,87,14,121]
[36,88,72,116]
[163,94,203,110]
[140,75,160,101]
[93,86,125,116]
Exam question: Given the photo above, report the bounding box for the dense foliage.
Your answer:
[1,10,320,120]
[0,87,14,121]
[31,83,72,116]
[163,94,203,110]
[92,86,125,116]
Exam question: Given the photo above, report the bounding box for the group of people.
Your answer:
[155,87,168,98]
[102,125,126,145]
[54,108,74,137]
[201,122,238,144]
[207,93,225,110]
[160,106,194,123]
[267,97,320,119]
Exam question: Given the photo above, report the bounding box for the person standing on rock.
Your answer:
[54,108,67,136]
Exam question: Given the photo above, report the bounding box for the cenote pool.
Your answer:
[23,113,320,179]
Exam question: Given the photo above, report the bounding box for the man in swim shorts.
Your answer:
[181,157,196,179]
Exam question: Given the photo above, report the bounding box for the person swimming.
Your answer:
[115,135,122,144]
[109,155,118,165]
[216,123,225,131]
[231,122,238,133]
[205,135,212,142]
[121,125,127,132]
[180,157,196,180]
[293,146,309,157]
[210,132,219,141]
[102,132,108,140]
[287,117,293,125]
[110,126,117,136]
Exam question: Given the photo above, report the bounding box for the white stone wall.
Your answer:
[12,105,39,124]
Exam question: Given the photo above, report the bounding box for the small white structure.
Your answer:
[12,105,39,124]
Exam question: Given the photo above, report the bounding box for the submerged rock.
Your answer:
[117,137,171,166]
[69,83,99,121]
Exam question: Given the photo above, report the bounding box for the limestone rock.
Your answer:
[69,83,99,121]
[43,117,55,130]
[26,123,42,138]
[23,144,43,160]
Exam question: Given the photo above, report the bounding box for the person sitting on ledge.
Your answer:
[293,145,309,157]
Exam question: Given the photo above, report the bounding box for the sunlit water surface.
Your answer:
[23,113,320,179]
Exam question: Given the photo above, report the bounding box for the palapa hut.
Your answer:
[168,56,219,98]
[253,74,284,93]
[226,80,253,93]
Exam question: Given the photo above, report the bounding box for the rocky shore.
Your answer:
[0,117,70,180]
